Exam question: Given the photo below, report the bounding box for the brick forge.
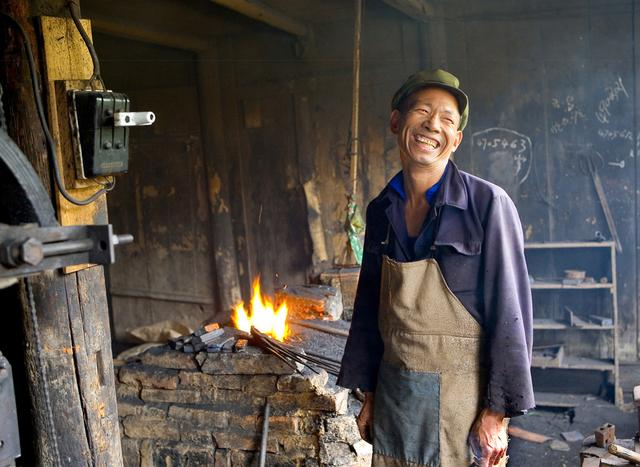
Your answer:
[115,345,372,466]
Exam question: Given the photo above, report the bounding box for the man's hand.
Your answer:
[356,392,374,443]
[469,408,507,466]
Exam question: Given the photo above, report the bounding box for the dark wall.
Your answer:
[96,34,218,340]
[211,0,639,359]
[91,0,639,359]
[439,0,638,360]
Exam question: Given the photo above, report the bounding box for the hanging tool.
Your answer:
[341,0,365,266]
[579,151,622,253]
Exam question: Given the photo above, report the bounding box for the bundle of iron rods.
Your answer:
[250,326,341,376]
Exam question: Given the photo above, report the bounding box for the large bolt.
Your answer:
[19,238,44,266]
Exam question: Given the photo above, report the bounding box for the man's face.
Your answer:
[390,87,463,168]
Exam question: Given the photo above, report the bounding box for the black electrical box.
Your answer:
[72,91,130,177]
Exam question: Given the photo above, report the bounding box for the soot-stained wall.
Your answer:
[93,0,639,360]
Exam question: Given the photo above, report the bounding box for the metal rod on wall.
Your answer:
[349,0,363,199]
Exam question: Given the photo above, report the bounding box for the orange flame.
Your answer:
[232,277,288,341]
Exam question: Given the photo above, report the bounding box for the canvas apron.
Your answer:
[372,253,508,467]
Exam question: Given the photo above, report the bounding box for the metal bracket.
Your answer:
[0,224,132,281]
[113,111,155,127]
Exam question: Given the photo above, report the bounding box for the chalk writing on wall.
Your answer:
[550,96,586,134]
[471,127,533,186]
[598,128,633,141]
[595,76,629,124]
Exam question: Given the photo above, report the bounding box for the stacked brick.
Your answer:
[115,345,372,466]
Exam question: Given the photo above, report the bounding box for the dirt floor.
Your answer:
[508,397,636,466]
[293,319,640,467]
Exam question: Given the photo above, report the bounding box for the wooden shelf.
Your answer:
[532,356,614,371]
[533,319,614,330]
[525,240,620,406]
[525,241,615,249]
[534,391,592,408]
[531,282,613,290]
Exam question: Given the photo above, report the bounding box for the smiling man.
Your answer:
[337,69,535,467]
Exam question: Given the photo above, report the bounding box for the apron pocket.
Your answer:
[373,361,440,466]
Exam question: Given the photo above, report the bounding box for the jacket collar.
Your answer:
[437,160,468,210]
[381,160,468,210]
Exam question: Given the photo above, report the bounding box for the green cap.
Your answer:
[391,69,469,131]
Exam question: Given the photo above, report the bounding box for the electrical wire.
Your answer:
[67,0,106,91]
[0,12,115,207]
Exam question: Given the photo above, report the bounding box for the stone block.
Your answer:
[167,405,228,429]
[140,440,214,467]
[277,369,328,393]
[268,387,349,415]
[180,372,277,396]
[228,415,260,432]
[351,440,373,457]
[324,416,360,444]
[319,441,354,466]
[215,448,231,467]
[280,434,318,458]
[230,451,301,467]
[227,414,304,437]
[140,388,202,404]
[140,345,198,370]
[120,437,140,467]
[199,347,295,375]
[119,364,179,389]
[201,388,266,414]
[269,415,301,432]
[178,427,214,445]
[117,399,167,418]
[122,415,180,440]
[213,430,278,453]
[117,382,141,401]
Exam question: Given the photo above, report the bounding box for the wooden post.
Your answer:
[196,45,243,315]
[0,0,122,465]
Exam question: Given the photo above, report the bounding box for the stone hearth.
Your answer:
[115,345,371,466]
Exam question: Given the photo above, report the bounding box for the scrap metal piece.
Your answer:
[233,338,248,353]
[595,423,615,448]
[0,352,21,466]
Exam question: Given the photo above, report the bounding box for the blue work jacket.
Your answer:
[337,161,535,416]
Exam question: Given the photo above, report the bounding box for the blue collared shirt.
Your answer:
[337,161,535,417]
[387,165,448,259]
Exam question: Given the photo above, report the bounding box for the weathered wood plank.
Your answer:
[197,46,242,315]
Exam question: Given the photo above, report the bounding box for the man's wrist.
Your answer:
[482,407,505,422]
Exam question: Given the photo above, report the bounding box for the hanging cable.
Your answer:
[0,12,115,208]
[67,0,106,91]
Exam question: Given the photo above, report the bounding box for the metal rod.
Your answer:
[349,0,363,198]
[41,238,93,257]
[258,401,271,467]
[290,319,349,337]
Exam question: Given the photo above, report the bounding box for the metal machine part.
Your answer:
[70,90,155,178]
[113,111,155,127]
[0,352,20,466]
[0,224,132,283]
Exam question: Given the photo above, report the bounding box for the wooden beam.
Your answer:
[91,17,209,51]
[210,0,308,36]
[196,47,243,315]
[380,0,435,21]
